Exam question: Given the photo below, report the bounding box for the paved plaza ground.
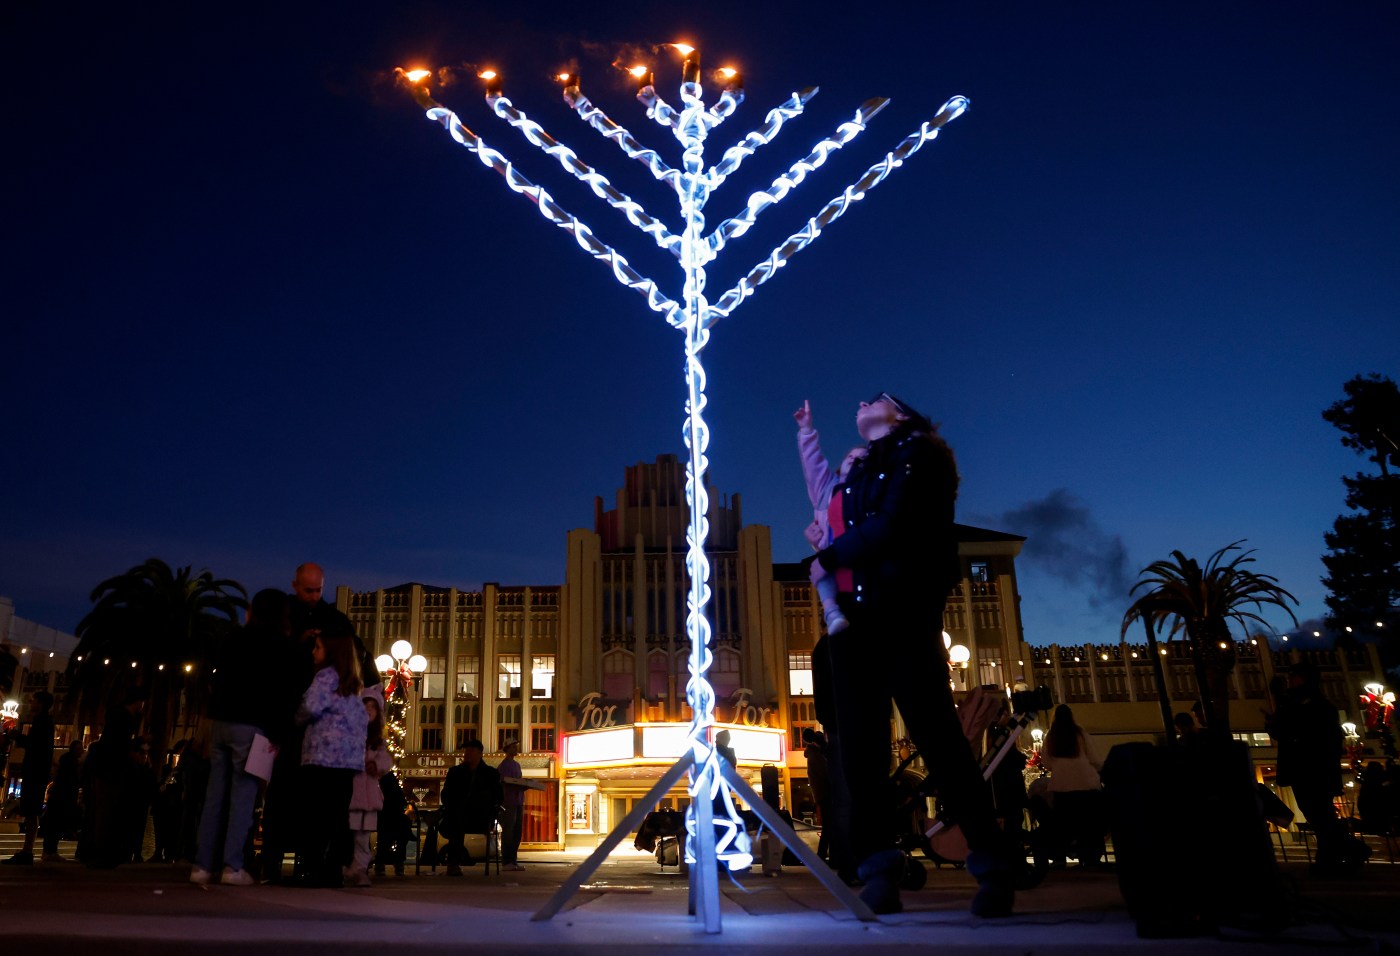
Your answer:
[0,838,1397,954]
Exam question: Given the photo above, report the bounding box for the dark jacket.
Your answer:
[1271,686,1344,794]
[207,621,293,731]
[288,598,379,691]
[16,712,55,780]
[814,429,959,617]
[441,760,504,836]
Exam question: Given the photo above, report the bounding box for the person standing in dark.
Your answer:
[802,728,834,862]
[294,624,368,887]
[190,589,291,885]
[41,739,83,861]
[82,686,145,868]
[1270,661,1370,874]
[261,562,361,882]
[440,738,502,875]
[497,739,527,871]
[810,392,1017,916]
[2,690,56,865]
[375,769,411,876]
[151,740,187,863]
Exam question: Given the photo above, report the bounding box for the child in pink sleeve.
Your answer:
[795,399,867,634]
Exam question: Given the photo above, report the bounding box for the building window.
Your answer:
[531,725,556,753]
[711,648,741,701]
[602,650,633,700]
[453,726,479,751]
[788,652,814,697]
[421,656,446,699]
[419,727,444,750]
[970,561,988,583]
[497,654,522,700]
[497,727,520,751]
[456,655,480,699]
[647,651,669,699]
[531,655,556,699]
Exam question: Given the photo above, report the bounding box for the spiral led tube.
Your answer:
[488,94,682,257]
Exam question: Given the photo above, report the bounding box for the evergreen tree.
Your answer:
[1322,374,1400,661]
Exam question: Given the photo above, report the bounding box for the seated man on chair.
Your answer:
[440,738,504,875]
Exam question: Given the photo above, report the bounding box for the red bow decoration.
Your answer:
[384,663,416,699]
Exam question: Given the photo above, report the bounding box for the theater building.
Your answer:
[336,454,1036,848]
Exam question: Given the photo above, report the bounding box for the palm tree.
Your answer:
[69,558,247,761]
[1121,541,1297,738]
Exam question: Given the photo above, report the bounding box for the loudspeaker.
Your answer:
[1101,740,1283,938]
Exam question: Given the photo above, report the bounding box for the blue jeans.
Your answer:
[196,721,260,872]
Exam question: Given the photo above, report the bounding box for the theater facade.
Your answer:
[336,454,1033,848]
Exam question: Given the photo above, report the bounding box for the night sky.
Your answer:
[4,1,1397,649]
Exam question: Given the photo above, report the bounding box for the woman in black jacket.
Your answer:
[812,392,1016,917]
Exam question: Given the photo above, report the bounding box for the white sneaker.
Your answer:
[220,867,255,886]
[189,867,212,885]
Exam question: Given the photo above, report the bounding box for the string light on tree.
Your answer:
[395,43,967,931]
[375,640,427,761]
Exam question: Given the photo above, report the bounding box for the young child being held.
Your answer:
[795,399,867,634]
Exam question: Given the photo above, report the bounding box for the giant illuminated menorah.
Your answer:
[398,46,966,931]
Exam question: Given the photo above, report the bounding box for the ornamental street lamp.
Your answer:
[376,641,427,761]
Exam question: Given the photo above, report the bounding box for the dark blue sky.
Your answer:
[4,1,1397,649]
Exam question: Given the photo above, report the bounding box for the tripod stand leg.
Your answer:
[718,760,877,921]
[532,750,695,922]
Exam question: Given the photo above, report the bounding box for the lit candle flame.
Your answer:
[718,67,737,80]
[673,43,695,56]
[556,72,572,83]
[629,65,649,79]
[403,69,431,84]
[479,70,498,81]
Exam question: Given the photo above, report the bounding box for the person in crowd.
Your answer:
[1039,704,1105,868]
[440,738,502,876]
[1270,661,1370,874]
[288,563,378,688]
[794,399,868,635]
[808,392,1018,916]
[82,686,145,868]
[497,739,527,872]
[125,738,158,863]
[260,563,341,882]
[2,689,56,865]
[1357,761,1390,836]
[375,768,411,876]
[802,728,834,862]
[345,688,391,887]
[41,739,84,861]
[152,740,188,863]
[294,622,368,887]
[190,588,292,886]
[1173,710,1203,743]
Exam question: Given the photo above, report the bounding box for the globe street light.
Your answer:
[376,641,428,760]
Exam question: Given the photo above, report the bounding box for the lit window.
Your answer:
[531,654,556,699]
[497,655,522,700]
[788,652,814,697]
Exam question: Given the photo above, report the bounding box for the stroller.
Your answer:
[889,684,1053,891]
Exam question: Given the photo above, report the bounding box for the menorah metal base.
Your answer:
[531,748,876,930]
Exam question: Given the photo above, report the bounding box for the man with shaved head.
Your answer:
[259,563,376,883]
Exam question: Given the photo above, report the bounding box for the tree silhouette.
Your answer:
[1322,374,1400,660]
[1122,542,1296,737]
[70,558,246,761]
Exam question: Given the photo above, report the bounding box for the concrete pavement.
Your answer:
[0,847,1397,954]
